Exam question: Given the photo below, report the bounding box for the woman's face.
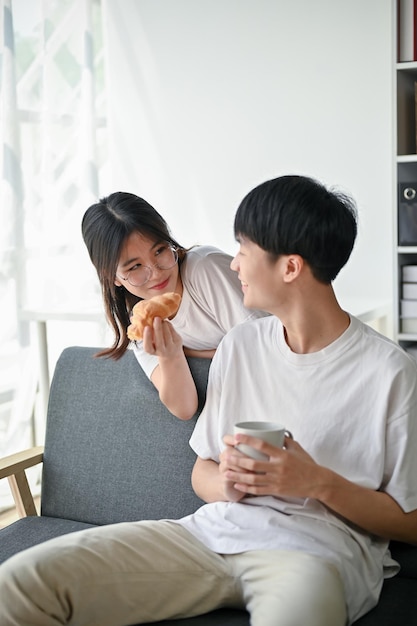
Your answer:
[114,231,182,299]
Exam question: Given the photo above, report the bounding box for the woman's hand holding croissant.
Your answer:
[127,292,181,341]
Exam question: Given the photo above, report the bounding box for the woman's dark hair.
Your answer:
[234,175,358,283]
[82,192,186,360]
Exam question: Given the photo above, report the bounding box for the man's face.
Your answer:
[230,237,283,313]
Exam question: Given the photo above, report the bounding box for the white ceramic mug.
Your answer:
[233,421,293,460]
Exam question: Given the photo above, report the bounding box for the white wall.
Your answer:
[102,0,393,305]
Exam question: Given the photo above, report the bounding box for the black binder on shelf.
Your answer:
[398,182,417,245]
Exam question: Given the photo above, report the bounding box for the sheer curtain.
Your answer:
[0,0,108,507]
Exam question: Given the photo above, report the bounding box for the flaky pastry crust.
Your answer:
[127,292,181,341]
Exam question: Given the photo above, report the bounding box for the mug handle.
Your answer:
[283,430,293,449]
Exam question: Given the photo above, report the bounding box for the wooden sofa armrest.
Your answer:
[0,446,44,518]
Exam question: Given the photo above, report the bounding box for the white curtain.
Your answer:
[0,0,107,507]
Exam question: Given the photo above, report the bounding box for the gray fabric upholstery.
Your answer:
[0,346,416,626]
[0,516,95,564]
[146,611,249,625]
[41,347,206,524]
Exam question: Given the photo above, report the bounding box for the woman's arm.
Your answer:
[145,318,198,420]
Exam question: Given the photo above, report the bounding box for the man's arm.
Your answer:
[191,450,247,504]
[220,433,417,545]
[312,464,417,544]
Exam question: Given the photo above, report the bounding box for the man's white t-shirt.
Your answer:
[176,315,417,624]
[132,245,269,377]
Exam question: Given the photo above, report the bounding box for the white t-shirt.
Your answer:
[176,315,417,624]
[132,245,269,377]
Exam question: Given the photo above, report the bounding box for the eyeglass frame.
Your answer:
[116,243,179,288]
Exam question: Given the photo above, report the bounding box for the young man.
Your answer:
[1,175,416,626]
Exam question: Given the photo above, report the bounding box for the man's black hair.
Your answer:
[234,174,358,283]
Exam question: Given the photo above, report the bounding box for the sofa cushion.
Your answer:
[141,609,250,625]
[353,576,417,624]
[0,516,95,564]
[389,541,417,578]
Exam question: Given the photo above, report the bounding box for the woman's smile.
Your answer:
[148,277,170,292]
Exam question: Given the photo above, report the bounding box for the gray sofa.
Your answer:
[0,346,416,625]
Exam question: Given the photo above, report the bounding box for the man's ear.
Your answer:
[282,255,304,283]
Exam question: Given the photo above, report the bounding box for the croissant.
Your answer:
[127,292,182,341]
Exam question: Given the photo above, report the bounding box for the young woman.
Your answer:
[81,192,268,420]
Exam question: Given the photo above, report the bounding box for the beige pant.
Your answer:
[0,520,347,626]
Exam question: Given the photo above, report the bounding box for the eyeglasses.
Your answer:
[118,243,179,287]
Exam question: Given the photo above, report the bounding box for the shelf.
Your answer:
[397,154,417,162]
[398,333,417,341]
[398,246,417,253]
[397,61,417,71]
[395,4,417,345]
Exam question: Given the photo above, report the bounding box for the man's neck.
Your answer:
[280,286,350,354]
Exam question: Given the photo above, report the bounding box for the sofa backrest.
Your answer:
[41,347,210,525]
